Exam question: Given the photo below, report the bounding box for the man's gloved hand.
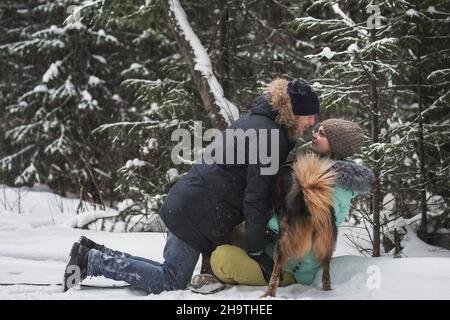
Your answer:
[248,250,274,283]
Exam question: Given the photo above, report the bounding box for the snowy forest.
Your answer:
[0,0,449,300]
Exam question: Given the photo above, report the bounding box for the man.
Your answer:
[63,78,320,294]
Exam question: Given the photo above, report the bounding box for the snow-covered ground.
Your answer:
[0,185,449,300]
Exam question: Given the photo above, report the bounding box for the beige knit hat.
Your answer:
[321,119,365,159]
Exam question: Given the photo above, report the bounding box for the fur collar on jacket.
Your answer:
[331,160,374,194]
[264,78,299,141]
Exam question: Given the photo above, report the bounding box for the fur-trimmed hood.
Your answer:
[250,78,299,141]
[331,160,374,194]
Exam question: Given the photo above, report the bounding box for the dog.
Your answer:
[262,153,337,297]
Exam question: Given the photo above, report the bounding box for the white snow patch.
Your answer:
[125,158,146,169]
[426,6,437,14]
[112,94,122,103]
[117,199,134,212]
[165,168,180,182]
[406,9,419,17]
[133,158,146,167]
[0,186,449,299]
[143,138,159,154]
[92,55,107,64]
[33,84,48,93]
[70,210,120,229]
[347,43,359,54]
[88,75,104,87]
[42,61,63,83]
[312,82,322,89]
[320,47,336,60]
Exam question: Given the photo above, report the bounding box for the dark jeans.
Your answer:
[87,232,200,294]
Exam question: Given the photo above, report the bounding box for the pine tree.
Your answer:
[292,0,411,256]
[0,0,133,205]
[292,0,450,253]
[389,0,450,242]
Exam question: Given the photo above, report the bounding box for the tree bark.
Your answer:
[416,0,428,241]
[162,0,229,130]
[218,1,231,98]
[370,28,381,257]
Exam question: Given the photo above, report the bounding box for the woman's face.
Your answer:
[310,125,332,156]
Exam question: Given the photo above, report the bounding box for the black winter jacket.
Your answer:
[160,80,299,255]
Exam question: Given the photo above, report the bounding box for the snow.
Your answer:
[14,163,39,185]
[402,226,450,258]
[331,3,367,37]
[406,9,419,17]
[78,90,98,110]
[121,63,150,76]
[66,21,86,31]
[147,138,158,150]
[125,158,146,169]
[88,75,103,87]
[312,82,322,89]
[96,29,119,45]
[42,60,63,83]
[92,54,107,64]
[347,43,359,54]
[143,138,159,154]
[0,185,449,299]
[81,90,92,102]
[427,6,437,14]
[33,84,48,93]
[320,47,336,60]
[125,160,134,169]
[133,158,146,167]
[117,199,134,212]
[70,210,120,229]
[166,168,180,182]
[427,68,450,80]
[112,94,122,103]
[168,0,239,124]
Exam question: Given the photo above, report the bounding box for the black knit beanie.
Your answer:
[287,79,320,116]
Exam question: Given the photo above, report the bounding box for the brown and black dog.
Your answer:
[262,153,337,297]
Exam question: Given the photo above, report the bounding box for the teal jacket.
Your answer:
[265,160,374,285]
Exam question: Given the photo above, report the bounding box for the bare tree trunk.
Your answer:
[267,0,282,27]
[416,0,428,241]
[370,28,381,257]
[161,0,230,130]
[218,1,231,98]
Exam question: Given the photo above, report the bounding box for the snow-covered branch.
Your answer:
[331,3,368,37]
[164,0,239,129]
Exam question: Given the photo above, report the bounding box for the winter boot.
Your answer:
[78,236,105,251]
[63,242,90,292]
[189,274,226,294]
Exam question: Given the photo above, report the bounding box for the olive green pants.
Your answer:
[210,244,296,286]
[210,223,295,287]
